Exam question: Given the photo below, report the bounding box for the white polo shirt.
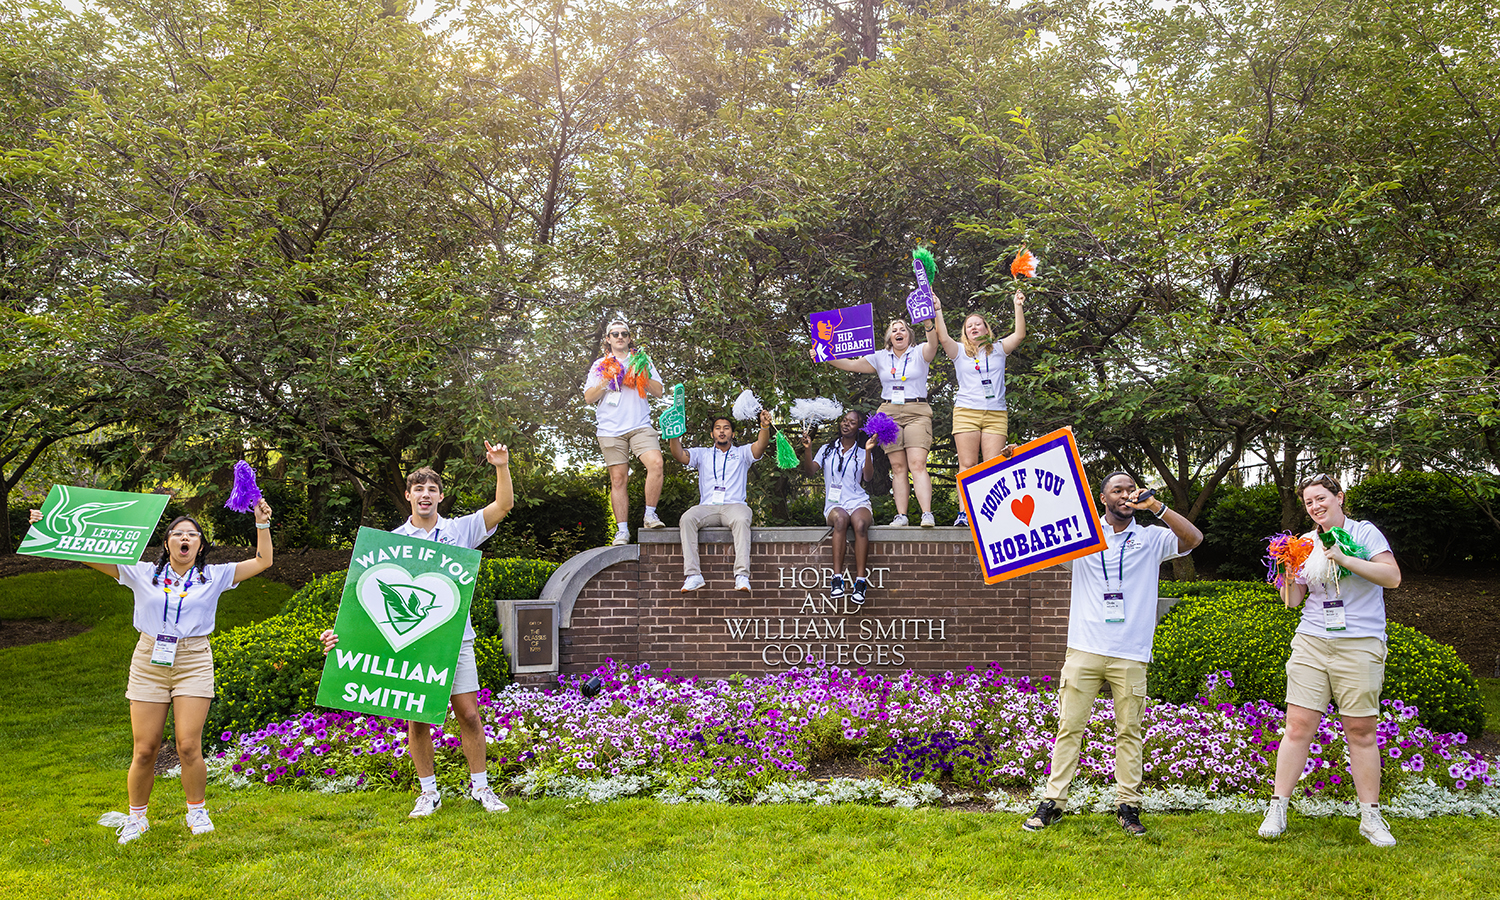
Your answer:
[814,441,871,516]
[1294,518,1392,642]
[392,509,496,641]
[1060,518,1188,663]
[952,345,1007,411]
[118,562,239,638]
[686,444,759,506]
[861,348,931,402]
[585,355,662,437]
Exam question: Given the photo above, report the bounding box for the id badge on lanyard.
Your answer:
[1322,598,1347,631]
[151,633,179,667]
[709,486,727,505]
[981,378,996,400]
[828,485,843,505]
[1100,541,1126,623]
[606,389,622,407]
[890,384,906,405]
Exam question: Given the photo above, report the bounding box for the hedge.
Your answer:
[1151,580,1485,737]
[207,557,558,745]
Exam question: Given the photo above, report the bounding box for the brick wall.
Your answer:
[554,528,1071,681]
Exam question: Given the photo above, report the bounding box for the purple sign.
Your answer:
[810,303,876,362]
[906,257,935,324]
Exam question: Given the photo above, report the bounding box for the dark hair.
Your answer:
[1299,472,1343,495]
[152,515,211,586]
[819,410,866,463]
[405,466,443,493]
[1099,470,1135,492]
[710,416,736,434]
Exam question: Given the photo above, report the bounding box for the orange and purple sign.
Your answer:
[958,427,1107,584]
[809,303,875,362]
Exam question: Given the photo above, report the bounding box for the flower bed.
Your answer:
[208,661,1498,816]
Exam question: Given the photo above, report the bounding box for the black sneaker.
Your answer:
[851,577,868,605]
[829,574,845,599]
[1022,799,1062,831]
[1117,804,1146,835]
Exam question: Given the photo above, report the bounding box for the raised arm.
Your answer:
[932,295,960,359]
[921,315,941,363]
[668,436,691,465]
[798,430,822,476]
[1000,289,1027,355]
[749,409,774,460]
[862,434,877,482]
[809,345,877,374]
[481,441,515,530]
[1126,489,1202,554]
[232,499,275,584]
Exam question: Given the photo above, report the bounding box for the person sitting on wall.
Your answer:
[798,411,878,604]
[667,409,773,593]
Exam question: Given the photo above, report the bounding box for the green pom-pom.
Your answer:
[912,247,936,281]
[775,430,800,469]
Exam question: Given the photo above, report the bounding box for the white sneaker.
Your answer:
[409,791,442,818]
[116,814,148,845]
[889,514,909,526]
[734,575,751,592]
[642,512,666,529]
[680,575,705,592]
[920,512,936,527]
[953,512,968,527]
[611,529,630,546]
[1359,806,1396,847]
[1258,797,1288,838]
[185,807,214,835]
[470,785,510,813]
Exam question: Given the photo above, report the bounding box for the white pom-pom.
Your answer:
[732,389,763,421]
[790,397,845,426]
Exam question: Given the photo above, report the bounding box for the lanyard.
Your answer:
[161,570,193,625]
[890,351,911,382]
[1098,536,1125,586]
[829,442,857,479]
[973,349,990,374]
[712,448,730,484]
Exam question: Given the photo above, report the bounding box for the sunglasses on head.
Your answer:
[1303,473,1342,493]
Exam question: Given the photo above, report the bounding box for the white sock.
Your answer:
[186,800,205,813]
[470,771,488,792]
[645,506,657,517]
[1361,802,1381,813]
[418,775,437,794]
[129,804,148,820]
[616,521,629,533]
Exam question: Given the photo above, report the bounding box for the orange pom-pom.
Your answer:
[1010,248,1037,279]
[598,357,623,385]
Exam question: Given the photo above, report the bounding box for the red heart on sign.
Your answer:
[1011,494,1035,526]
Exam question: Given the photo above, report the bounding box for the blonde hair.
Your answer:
[599,320,637,356]
[961,314,995,359]
[884,318,914,352]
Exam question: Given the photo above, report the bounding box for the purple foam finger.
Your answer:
[225,460,263,513]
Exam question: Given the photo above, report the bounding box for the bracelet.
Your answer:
[1155,503,1168,517]
[256,522,271,529]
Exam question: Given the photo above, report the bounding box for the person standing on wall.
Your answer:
[930,290,1026,526]
[668,410,773,593]
[1022,471,1202,837]
[583,320,665,545]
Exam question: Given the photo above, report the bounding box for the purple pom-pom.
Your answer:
[863,412,900,446]
[224,460,262,513]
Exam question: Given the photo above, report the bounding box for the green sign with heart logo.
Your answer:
[316,526,481,724]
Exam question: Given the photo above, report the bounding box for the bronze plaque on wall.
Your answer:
[516,606,555,668]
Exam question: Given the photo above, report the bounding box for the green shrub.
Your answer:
[207,605,334,745]
[1152,580,1486,737]
[1346,471,1494,570]
[1197,484,1284,580]
[207,556,558,745]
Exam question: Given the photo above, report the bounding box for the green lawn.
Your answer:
[2,569,1498,899]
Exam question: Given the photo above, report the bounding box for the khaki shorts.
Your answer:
[876,402,933,452]
[597,426,661,467]
[1285,632,1387,717]
[951,407,1008,438]
[126,632,215,702]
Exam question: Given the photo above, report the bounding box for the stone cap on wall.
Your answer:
[539,543,640,627]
